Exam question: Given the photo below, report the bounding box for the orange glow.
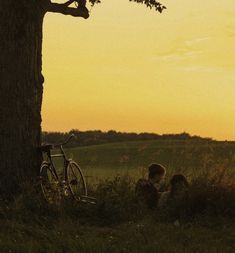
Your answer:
[42,0,235,140]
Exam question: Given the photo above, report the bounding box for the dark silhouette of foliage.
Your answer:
[129,0,166,13]
[73,0,166,12]
[88,0,166,13]
[42,130,214,147]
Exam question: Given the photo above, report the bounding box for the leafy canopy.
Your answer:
[87,0,166,13]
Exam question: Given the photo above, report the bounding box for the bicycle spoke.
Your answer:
[67,162,87,201]
[40,165,61,204]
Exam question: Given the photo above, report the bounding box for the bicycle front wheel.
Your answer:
[66,161,87,201]
[40,163,60,204]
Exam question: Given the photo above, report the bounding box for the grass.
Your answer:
[2,140,235,252]
[1,171,235,253]
[51,139,235,183]
[1,218,235,253]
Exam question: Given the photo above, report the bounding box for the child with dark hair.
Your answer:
[135,163,166,209]
[158,174,189,209]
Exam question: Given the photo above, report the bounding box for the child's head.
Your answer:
[148,163,166,183]
[170,174,188,195]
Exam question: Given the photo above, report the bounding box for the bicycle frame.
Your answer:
[42,134,75,181]
[44,146,69,181]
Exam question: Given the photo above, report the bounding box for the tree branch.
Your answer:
[63,0,76,7]
[46,2,89,19]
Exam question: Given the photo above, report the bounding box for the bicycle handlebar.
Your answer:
[40,134,76,153]
[54,134,76,148]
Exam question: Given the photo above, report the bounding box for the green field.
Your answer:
[52,140,235,183]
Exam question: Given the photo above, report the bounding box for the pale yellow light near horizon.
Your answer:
[42,0,235,140]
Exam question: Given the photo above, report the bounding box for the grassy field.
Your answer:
[57,140,235,183]
[2,140,235,253]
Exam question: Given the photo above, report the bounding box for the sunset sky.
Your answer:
[42,0,235,140]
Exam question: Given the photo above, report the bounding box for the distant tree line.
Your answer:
[42,130,214,147]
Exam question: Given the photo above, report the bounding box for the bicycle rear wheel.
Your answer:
[40,163,61,204]
[66,161,87,201]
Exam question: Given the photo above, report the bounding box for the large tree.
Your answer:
[0,0,165,194]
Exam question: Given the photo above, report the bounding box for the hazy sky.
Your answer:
[42,0,235,140]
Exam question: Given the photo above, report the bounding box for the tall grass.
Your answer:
[1,165,235,252]
[2,164,234,225]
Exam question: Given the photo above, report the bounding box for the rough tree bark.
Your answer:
[0,1,45,194]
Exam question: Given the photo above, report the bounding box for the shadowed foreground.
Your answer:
[1,218,235,253]
[1,171,235,253]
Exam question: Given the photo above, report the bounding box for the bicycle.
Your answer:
[39,134,93,204]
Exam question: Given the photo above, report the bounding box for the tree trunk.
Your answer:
[0,1,45,195]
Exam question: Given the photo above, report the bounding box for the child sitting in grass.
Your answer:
[158,174,189,209]
[135,163,166,209]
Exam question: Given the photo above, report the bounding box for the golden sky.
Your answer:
[42,0,235,140]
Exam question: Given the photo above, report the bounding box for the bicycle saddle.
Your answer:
[40,144,53,152]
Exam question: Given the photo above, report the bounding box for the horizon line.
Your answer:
[42,129,235,142]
